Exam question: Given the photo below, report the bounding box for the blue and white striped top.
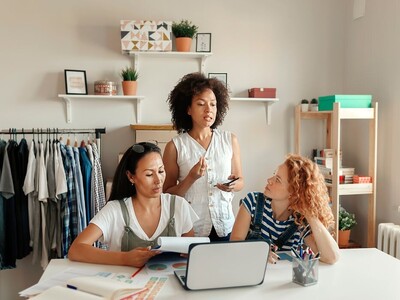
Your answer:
[241,192,310,250]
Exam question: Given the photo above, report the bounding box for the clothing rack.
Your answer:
[0,127,106,154]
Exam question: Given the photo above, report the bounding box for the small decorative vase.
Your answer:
[175,37,192,52]
[338,229,351,246]
[122,81,137,96]
[301,104,309,112]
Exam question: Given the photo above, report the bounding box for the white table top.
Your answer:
[40,248,400,300]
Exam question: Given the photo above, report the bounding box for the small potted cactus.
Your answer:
[301,99,309,112]
[310,98,319,111]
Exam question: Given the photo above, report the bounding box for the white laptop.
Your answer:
[174,240,269,290]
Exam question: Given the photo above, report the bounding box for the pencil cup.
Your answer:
[292,256,319,286]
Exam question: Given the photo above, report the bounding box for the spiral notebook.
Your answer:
[174,240,269,290]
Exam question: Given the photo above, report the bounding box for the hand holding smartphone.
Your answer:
[222,177,239,186]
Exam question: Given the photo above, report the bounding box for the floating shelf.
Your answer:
[123,51,213,74]
[230,97,279,125]
[58,94,144,123]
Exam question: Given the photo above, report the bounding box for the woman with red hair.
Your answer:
[231,154,339,265]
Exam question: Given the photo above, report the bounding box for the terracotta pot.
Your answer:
[175,37,192,52]
[338,229,351,246]
[122,81,137,96]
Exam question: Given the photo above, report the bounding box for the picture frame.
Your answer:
[208,72,227,88]
[196,33,212,53]
[64,69,88,95]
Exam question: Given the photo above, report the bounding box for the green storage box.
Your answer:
[318,95,372,111]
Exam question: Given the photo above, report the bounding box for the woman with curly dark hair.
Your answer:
[163,72,244,241]
[231,154,339,265]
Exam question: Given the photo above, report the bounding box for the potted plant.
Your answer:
[310,98,319,111]
[120,66,139,96]
[301,99,309,112]
[338,205,357,246]
[172,19,198,52]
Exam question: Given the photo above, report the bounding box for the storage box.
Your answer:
[248,88,276,98]
[353,175,372,184]
[120,20,172,52]
[318,95,372,111]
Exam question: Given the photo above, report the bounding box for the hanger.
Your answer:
[74,133,78,147]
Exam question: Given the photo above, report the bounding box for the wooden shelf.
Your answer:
[294,102,378,247]
[230,97,279,125]
[339,240,362,249]
[130,124,173,131]
[58,94,144,123]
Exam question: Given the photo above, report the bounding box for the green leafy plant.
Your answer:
[301,99,309,104]
[120,67,139,81]
[172,20,198,38]
[339,206,357,231]
[311,98,318,104]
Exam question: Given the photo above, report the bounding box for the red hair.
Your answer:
[285,154,334,230]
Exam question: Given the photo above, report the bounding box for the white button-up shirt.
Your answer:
[173,129,234,237]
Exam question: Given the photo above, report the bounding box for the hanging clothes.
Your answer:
[0,128,105,270]
[0,142,17,269]
[0,139,8,269]
[91,142,106,218]
[79,145,92,226]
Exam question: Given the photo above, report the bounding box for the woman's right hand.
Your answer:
[268,250,280,264]
[126,247,161,267]
[267,244,280,264]
[189,157,207,180]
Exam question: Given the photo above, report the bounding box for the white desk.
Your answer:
[39,248,400,300]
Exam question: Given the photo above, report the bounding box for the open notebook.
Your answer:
[174,240,269,290]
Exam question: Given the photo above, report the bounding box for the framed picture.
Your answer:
[196,33,212,52]
[208,73,227,87]
[64,69,88,95]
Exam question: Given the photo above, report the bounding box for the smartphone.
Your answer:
[222,177,239,186]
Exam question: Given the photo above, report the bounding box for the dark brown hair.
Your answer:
[109,142,161,200]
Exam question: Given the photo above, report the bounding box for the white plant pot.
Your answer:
[310,104,318,111]
[301,104,309,112]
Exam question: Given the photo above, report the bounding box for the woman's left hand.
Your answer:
[215,175,238,192]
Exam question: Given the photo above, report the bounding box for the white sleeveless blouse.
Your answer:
[172,129,235,237]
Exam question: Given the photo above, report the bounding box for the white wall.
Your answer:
[11,0,400,299]
[342,0,400,244]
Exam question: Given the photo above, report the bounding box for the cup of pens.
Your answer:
[291,246,320,287]
[292,256,319,286]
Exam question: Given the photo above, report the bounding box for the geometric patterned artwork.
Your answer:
[120,20,172,52]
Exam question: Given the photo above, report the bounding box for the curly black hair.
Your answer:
[167,72,229,133]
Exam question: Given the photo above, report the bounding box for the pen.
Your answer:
[131,266,144,278]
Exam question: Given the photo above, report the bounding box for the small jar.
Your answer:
[94,80,117,95]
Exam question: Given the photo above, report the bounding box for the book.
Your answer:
[314,157,334,169]
[31,276,146,300]
[317,165,354,176]
[320,149,342,159]
[153,236,210,254]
